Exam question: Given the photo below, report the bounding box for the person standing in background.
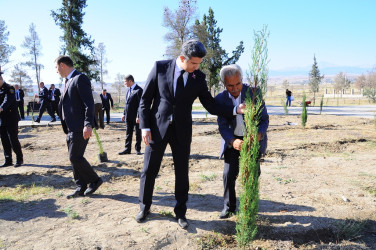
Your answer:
[49,84,61,119]
[100,89,113,125]
[14,84,25,120]
[119,74,143,155]
[0,67,23,167]
[34,82,56,123]
[92,88,104,129]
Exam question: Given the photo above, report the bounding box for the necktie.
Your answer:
[16,91,20,101]
[175,70,185,97]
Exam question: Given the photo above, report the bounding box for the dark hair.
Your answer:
[103,89,107,92]
[180,40,206,59]
[55,55,74,67]
[124,74,134,82]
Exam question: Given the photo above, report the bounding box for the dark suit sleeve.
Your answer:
[40,88,49,99]
[136,87,143,118]
[197,74,233,118]
[215,94,236,146]
[139,62,158,129]
[0,85,16,111]
[77,75,95,127]
[109,93,114,107]
[56,89,61,98]
[20,89,25,99]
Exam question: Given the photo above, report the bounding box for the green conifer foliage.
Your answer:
[302,93,308,127]
[236,25,268,247]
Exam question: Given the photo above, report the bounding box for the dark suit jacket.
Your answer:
[100,93,113,110]
[124,84,143,122]
[38,86,49,103]
[49,88,61,102]
[139,59,234,145]
[0,82,19,126]
[215,84,269,157]
[15,89,24,101]
[58,70,95,134]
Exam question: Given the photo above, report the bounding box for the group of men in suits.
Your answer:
[1,40,269,231]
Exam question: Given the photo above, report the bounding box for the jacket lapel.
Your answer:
[166,60,175,99]
[62,70,79,98]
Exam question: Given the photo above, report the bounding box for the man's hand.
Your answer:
[236,103,246,114]
[34,93,38,98]
[232,139,243,151]
[83,126,92,140]
[142,130,152,146]
[0,108,3,113]
[136,117,140,124]
[121,115,125,122]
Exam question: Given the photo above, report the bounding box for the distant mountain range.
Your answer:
[269,65,373,77]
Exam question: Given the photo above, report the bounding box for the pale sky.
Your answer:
[1,0,375,85]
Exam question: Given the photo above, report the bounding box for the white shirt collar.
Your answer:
[66,69,76,80]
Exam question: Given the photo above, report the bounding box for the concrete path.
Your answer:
[18,105,375,127]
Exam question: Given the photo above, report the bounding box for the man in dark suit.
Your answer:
[34,82,56,123]
[119,74,143,155]
[48,84,61,119]
[55,55,103,199]
[215,64,269,219]
[100,89,113,124]
[0,67,23,167]
[14,84,25,120]
[136,40,245,229]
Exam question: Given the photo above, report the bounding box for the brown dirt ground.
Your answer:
[0,114,376,249]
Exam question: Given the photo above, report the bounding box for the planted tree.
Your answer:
[308,55,324,106]
[21,23,43,88]
[333,72,351,98]
[93,128,107,162]
[236,25,269,247]
[0,20,16,66]
[359,68,376,103]
[301,93,307,127]
[51,0,98,80]
[320,95,324,114]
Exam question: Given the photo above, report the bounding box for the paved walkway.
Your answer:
[18,105,375,127]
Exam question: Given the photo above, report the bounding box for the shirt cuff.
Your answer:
[233,106,237,115]
[142,128,150,132]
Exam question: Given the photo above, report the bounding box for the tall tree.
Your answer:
[0,20,16,66]
[51,0,98,80]
[21,23,43,87]
[282,79,289,90]
[9,64,33,93]
[333,72,351,98]
[94,42,109,90]
[111,73,125,104]
[193,8,244,92]
[163,0,197,58]
[308,55,324,105]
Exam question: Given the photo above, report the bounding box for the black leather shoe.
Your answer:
[50,118,56,122]
[136,210,150,222]
[14,160,23,167]
[219,209,235,219]
[118,150,131,155]
[34,118,40,123]
[66,189,85,199]
[177,217,189,229]
[0,162,13,167]
[84,177,103,196]
[136,151,142,155]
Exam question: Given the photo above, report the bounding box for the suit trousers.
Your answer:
[66,132,99,190]
[49,100,59,118]
[0,124,23,162]
[37,101,55,120]
[16,100,24,119]
[94,103,104,129]
[102,108,110,124]
[223,146,261,211]
[139,123,191,218]
[125,120,141,152]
